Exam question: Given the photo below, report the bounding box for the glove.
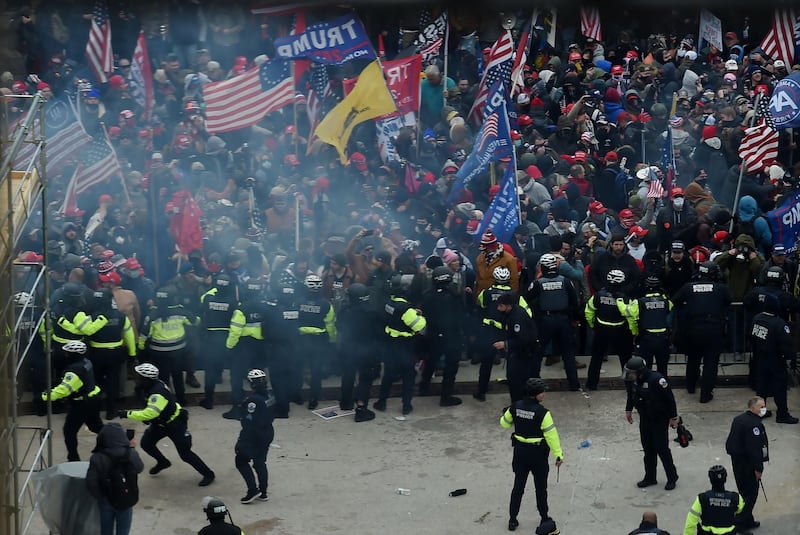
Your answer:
[117,409,128,419]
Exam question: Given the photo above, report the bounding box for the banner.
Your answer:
[411,11,447,53]
[474,164,520,244]
[342,55,422,117]
[130,30,154,122]
[315,60,397,163]
[769,71,800,129]
[766,188,800,253]
[376,113,415,163]
[698,9,722,52]
[274,13,376,64]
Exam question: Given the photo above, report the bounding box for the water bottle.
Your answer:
[396,488,411,495]
[578,440,591,449]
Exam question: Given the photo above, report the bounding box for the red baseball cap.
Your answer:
[628,225,649,238]
[589,201,607,214]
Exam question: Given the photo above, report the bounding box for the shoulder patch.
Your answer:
[658,377,668,388]
[149,395,159,403]
[64,372,74,381]
[753,427,760,436]
[247,402,257,413]
[513,323,521,333]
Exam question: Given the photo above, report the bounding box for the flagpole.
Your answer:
[99,121,132,206]
[512,12,536,98]
[149,168,160,286]
[731,92,763,230]
[443,12,450,110]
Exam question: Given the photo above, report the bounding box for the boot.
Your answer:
[354,406,375,422]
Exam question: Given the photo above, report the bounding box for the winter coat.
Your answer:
[86,423,144,504]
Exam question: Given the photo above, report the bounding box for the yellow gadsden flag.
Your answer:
[315,60,397,163]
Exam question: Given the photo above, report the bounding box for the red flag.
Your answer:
[468,31,514,126]
[378,33,386,58]
[169,190,204,254]
[759,10,797,66]
[580,7,602,42]
[339,55,422,115]
[131,31,154,122]
[203,61,294,134]
[86,0,113,83]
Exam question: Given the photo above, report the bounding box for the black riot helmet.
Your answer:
[432,266,453,287]
[525,377,548,397]
[202,496,228,521]
[62,282,86,306]
[93,287,114,309]
[644,273,662,289]
[708,465,727,486]
[623,356,647,381]
[347,283,370,305]
[697,261,721,281]
[241,280,265,300]
[213,273,234,296]
[765,266,784,286]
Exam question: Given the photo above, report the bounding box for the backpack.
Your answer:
[103,450,139,510]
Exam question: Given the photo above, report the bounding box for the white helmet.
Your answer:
[62,340,87,354]
[304,274,323,291]
[607,269,626,285]
[492,266,511,283]
[539,254,559,274]
[14,292,33,306]
[134,362,160,379]
[247,369,267,381]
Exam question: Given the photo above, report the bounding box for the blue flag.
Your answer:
[447,80,513,202]
[770,71,800,129]
[274,14,376,65]
[474,164,520,244]
[766,188,800,253]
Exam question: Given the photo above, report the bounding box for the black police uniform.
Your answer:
[297,294,336,407]
[199,287,236,407]
[379,295,427,413]
[86,301,136,417]
[627,519,671,535]
[672,279,732,401]
[198,519,243,535]
[684,488,743,534]
[528,274,580,390]
[500,304,538,402]
[725,410,768,529]
[626,370,679,486]
[750,311,797,420]
[635,291,673,376]
[419,284,465,400]
[264,288,301,413]
[235,388,276,496]
[338,301,381,410]
[585,287,635,390]
[226,296,267,409]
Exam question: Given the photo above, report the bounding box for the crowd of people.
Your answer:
[4,4,800,533]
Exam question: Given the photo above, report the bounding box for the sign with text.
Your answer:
[274,14,376,65]
[699,9,722,52]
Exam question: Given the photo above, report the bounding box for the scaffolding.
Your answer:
[1,92,53,535]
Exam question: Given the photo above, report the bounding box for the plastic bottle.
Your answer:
[396,488,411,495]
[449,488,467,497]
[578,440,591,449]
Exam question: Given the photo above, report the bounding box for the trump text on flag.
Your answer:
[274,14,375,64]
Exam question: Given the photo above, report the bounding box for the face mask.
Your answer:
[677,49,687,58]
[115,236,125,245]
[673,198,684,209]
[758,407,767,417]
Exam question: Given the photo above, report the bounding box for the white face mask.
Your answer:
[673,198,685,210]
[758,407,767,417]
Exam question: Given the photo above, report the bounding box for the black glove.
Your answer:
[117,409,128,419]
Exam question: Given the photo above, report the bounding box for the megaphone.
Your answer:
[500,12,517,30]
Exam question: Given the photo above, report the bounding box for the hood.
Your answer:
[681,70,699,97]
[547,56,562,72]
[684,182,714,205]
[738,195,758,221]
[734,233,756,249]
[92,422,131,458]
[564,181,581,201]
[538,69,555,86]
[660,62,677,82]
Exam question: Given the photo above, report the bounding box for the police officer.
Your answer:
[198,274,237,410]
[500,378,563,534]
[495,292,538,402]
[39,281,93,388]
[84,288,137,419]
[224,280,267,420]
[627,511,671,535]
[262,282,300,418]
[629,275,673,376]
[725,397,769,532]
[337,283,380,422]
[528,254,581,391]
[585,269,637,390]
[297,274,337,410]
[672,261,732,403]
[419,266,464,406]
[138,287,199,405]
[375,275,427,416]
[749,296,798,424]
[198,497,243,535]
[474,266,532,401]
[235,369,275,504]
[623,356,680,490]
[119,363,215,486]
[683,466,747,535]
[41,340,104,461]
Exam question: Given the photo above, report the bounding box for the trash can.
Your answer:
[32,461,100,535]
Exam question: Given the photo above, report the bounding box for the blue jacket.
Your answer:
[738,195,772,256]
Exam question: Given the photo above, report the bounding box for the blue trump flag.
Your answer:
[447,80,512,202]
[274,14,376,65]
[474,163,520,244]
[770,71,800,129]
[766,187,800,253]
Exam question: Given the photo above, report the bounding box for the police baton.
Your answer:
[759,479,768,502]
[556,464,560,483]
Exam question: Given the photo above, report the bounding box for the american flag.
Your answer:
[647,175,665,199]
[476,113,499,154]
[60,138,122,215]
[86,0,114,84]
[739,94,779,174]
[420,37,444,63]
[759,10,797,66]
[203,60,294,134]
[660,126,675,191]
[306,62,334,150]
[13,97,92,177]
[511,18,534,96]
[580,7,602,42]
[468,30,514,126]
[130,31,154,122]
